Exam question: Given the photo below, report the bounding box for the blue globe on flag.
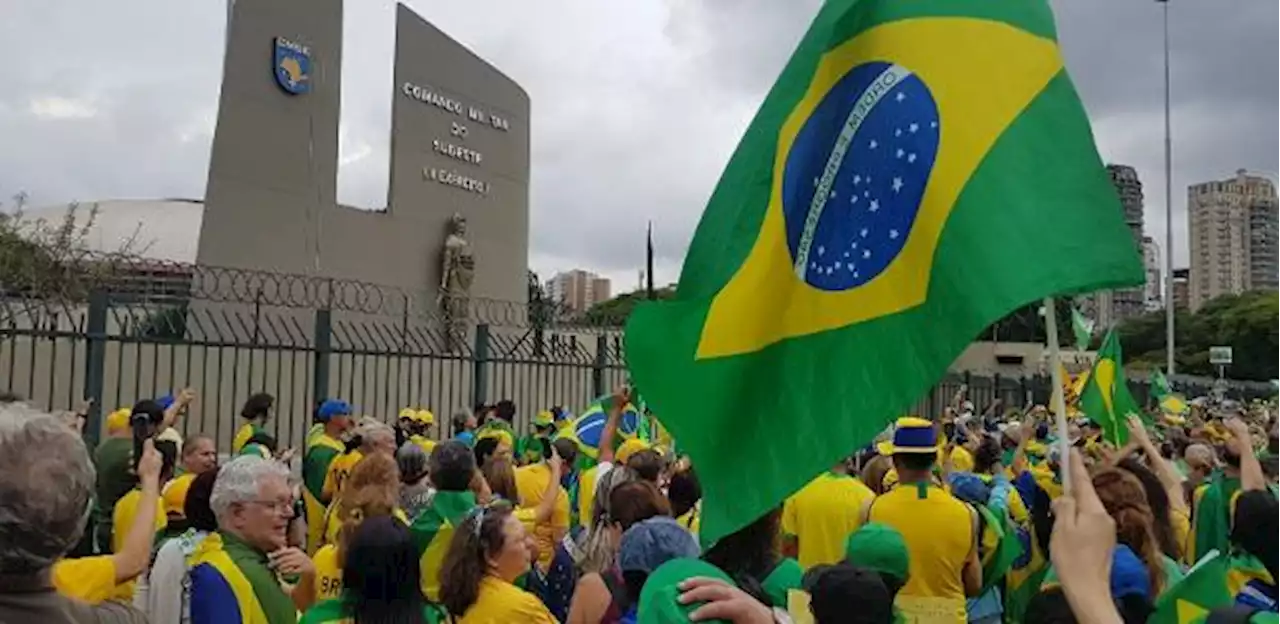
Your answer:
[562,399,643,459]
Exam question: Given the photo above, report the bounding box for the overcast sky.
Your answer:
[2,0,1275,292]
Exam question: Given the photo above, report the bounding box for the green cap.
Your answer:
[844,522,910,582]
[638,558,735,624]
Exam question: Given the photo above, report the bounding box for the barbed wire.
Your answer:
[0,246,625,330]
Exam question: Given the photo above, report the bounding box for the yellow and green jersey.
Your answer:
[303,434,345,554]
[232,422,265,456]
[409,489,477,601]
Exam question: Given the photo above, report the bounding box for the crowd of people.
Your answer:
[0,383,1275,623]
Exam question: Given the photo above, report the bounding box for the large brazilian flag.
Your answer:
[625,0,1144,546]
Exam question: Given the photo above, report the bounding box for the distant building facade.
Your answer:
[1172,267,1190,311]
[1142,236,1162,311]
[1188,170,1278,310]
[546,270,612,313]
[1082,164,1147,327]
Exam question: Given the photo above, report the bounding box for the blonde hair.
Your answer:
[335,452,401,565]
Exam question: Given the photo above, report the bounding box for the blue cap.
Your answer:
[156,394,175,410]
[317,399,352,422]
[618,517,700,575]
[1110,545,1151,600]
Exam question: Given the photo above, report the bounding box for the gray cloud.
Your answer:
[2,0,1275,292]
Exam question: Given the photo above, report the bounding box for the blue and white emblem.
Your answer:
[781,61,940,292]
[273,37,312,95]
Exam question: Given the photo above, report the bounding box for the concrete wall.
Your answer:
[197,1,530,312]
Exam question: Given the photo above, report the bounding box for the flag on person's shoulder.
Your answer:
[623,0,1144,546]
[1078,329,1145,445]
[1150,550,1233,624]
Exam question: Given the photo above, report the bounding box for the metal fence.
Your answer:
[0,257,1271,452]
[0,259,630,452]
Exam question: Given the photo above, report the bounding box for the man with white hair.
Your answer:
[0,402,148,622]
[188,456,315,623]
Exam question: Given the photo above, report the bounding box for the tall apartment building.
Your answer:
[1171,268,1190,311]
[1142,236,1162,311]
[1082,164,1147,326]
[545,269,612,313]
[1187,169,1278,310]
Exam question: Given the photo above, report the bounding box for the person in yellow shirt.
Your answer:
[53,440,164,604]
[108,439,177,602]
[231,392,274,455]
[439,503,557,623]
[514,438,574,570]
[865,417,981,624]
[322,419,395,504]
[781,456,876,570]
[398,407,437,455]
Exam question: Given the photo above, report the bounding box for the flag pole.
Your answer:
[1042,296,1073,492]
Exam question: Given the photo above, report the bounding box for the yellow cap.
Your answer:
[105,408,131,434]
[616,438,653,464]
[416,410,435,425]
[532,410,554,427]
[399,407,418,420]
[162,474,194,516]
[477,428,514,450]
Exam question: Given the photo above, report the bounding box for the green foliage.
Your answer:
[0,194,137,300]
[1119,290,1279,381]
[583,286,676,326]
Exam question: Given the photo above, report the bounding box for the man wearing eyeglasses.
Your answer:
[189,456,316,624]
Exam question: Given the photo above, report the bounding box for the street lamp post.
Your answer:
[1159,0,1175,375]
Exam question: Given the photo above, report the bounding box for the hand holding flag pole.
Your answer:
[1043,296,1073,492]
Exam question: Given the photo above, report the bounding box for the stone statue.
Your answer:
[440,213,474,352]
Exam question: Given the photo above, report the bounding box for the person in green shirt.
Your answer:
[516,410,556,466]
[93,399,168,554]
[300,516,446,623]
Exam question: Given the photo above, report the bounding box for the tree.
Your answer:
[1119,290,1278,381]
[583,286,676,327]
[0,193,141,300]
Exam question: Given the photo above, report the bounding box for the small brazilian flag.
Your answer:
[624,0,1143,546]
[1079,329,1145,445]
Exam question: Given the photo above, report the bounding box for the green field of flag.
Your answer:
[1079,328,1145,445]
[625,0,1143,545]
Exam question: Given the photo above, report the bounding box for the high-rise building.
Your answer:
[1171,268,1190,311]
[1082,164,1147,325]
[1142,236,1162,311]
[546,269,612,313]
[1188,169,1278,310]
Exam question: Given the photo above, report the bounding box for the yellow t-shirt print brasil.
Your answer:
[625,0,1143,547]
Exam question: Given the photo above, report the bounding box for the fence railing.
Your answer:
[0,257,1270,453]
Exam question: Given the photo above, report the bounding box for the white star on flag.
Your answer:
[892,177,903,193]
[889,229,900,239]
[896,148,904,159]
[817,245,825,256]
[895,128,902,137]
[907,153,917,164]
[869,199,880,212]
[909,122,919,133]
[850,195,859,204]
[829,190,837,199]
[895,92,905,102]
[869,140,878,149]
[930,121,938,128]
[835,261,842,269]
[863,249,872,259]
[852,241,859,249]
[860,228,869,238]
[853,174,861,185]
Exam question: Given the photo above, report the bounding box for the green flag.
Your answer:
[1151,368,1172,398]
[1078,329,1144,445]
[624,0,1143,545]
[1071,306,1094,351]
[1150,550,1232,624]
